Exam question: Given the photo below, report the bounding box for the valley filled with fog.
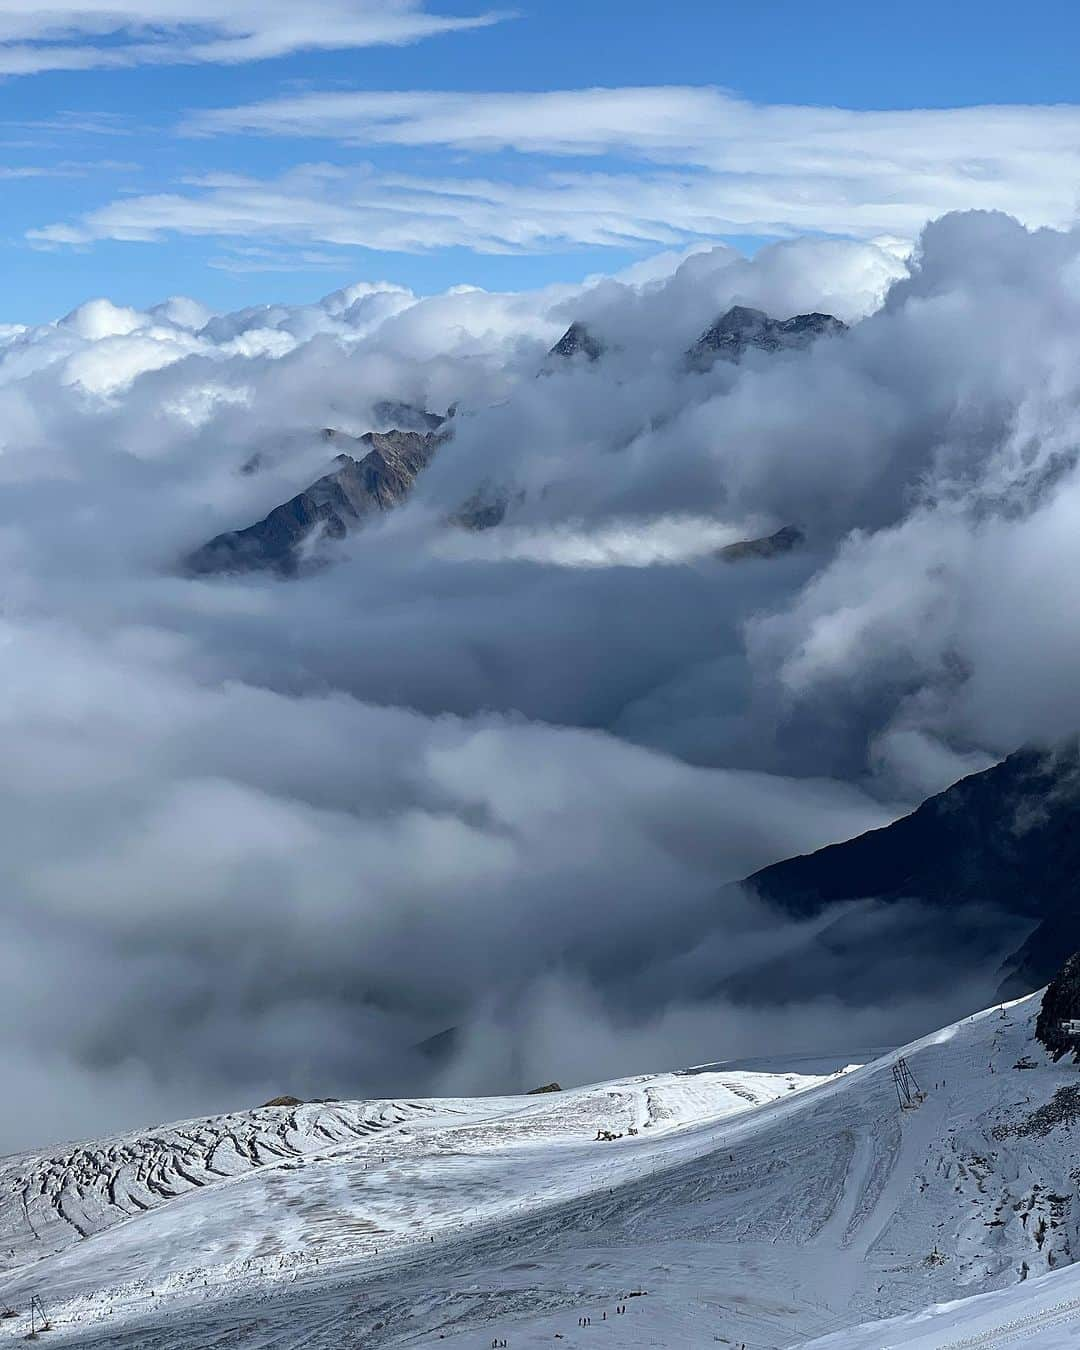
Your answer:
[3,210,1079,1154]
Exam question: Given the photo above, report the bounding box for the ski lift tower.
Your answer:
[26,1294,50,1339]
[893,1056,924,1110]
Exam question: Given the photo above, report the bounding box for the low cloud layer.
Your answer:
[3,212,1079,1150]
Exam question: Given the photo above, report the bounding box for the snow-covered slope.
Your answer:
[802,1260,1080,1349]
[2,996,1079,1347]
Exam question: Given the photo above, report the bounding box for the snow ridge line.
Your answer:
[934,1293,1080,1349]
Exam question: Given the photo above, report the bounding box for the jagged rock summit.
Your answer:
[546,321,604,364]
[689,305,846,369]
[187,423,446,576]
[547,309,843,373]
[1035,951,1080,1060]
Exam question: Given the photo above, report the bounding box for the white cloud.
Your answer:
[0,1,504,74]
[0,159,135,179]
[432,515,767,568]
[9,210,1080,1145]
[185,87,732,152]
[35,90,1080,258]
[186,87,1080,216]
[30,163,716,254]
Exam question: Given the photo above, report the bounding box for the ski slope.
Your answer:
[1,995,1079,1348]
[803,1259,1080,1349]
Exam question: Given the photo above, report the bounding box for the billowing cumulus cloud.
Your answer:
[4,212,1080,1151]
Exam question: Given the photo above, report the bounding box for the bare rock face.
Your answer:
[186,426,446,576]
[546,322,604,364]
[689,306,846,370]
[1035,951,1080,1060]
[262,1095,304,1108]
[527,1082,562,1095]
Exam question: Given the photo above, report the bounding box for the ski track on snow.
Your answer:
[1,998,1079,1347]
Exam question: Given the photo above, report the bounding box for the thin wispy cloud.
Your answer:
[31,92,1080,256]
[0,158,136,179]
[184,87,731,153]
[208,245,360,274]
[185,86,1080,183]
[0,1,506,75]
[29,164,712,253]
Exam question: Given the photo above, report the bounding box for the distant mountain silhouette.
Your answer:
[718,525,804,562]
[736,743,1080,996]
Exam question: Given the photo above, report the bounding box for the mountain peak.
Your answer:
[714,304,771,332]
[186,424,446,577]
[547,321,604,363]
[690,306,847,369]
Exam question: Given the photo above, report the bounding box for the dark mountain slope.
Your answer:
[739,743,1080,994]
[1034,949,1080,1059]
[718,525,804,562]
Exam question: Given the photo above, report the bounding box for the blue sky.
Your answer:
[2,0,1079,322]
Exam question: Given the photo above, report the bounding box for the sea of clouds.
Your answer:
[3,209,1078,1149]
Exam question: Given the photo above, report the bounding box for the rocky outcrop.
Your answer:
[1035,952,1080,1060]
[527,1083,563,1095]
[372,400,448,433]
[450,484,527,532]
[688,306,846,370]
[546,322,604,364]
[187,426,446,576]
[718,525,804,562]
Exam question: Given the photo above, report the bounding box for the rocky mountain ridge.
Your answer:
[546,321,604,364]
[546,304,847,372]
[688,305,848,369]
[188,306,844,575]
[186,424,446,576]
